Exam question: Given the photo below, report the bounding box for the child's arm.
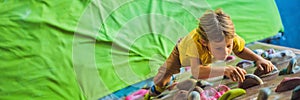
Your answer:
[190,57,246,82]
[234,47,274,72]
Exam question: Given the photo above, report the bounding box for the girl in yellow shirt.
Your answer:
[147,9,274,97]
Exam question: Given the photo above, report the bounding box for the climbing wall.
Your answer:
[150,42,300,100]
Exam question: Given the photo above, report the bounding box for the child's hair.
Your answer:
[197,8,235,42]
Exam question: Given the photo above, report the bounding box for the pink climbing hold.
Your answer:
[266,48,276,54]
[225,55,236,62]
[214,85,230,98]
[275,77,300,92]
[125,89,149,100]
[201,85,230,100]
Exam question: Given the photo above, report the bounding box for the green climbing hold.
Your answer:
[218,88,246,100]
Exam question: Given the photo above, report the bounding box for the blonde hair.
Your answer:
[197,8,235,42]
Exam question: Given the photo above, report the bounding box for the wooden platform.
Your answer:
[152,42,300,100]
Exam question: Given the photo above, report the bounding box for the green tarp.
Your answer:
[0,0,283,99]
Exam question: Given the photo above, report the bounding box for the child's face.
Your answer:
[208,38,233,60]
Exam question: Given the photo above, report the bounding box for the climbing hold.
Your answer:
[188,91,201,100]
[286,58,300,74]
[236,60,254,69]
[144,91,152,100]
[125,89,148,100]
[269,50,296,60]
[275,77,300,92]
[196,80,213,89]
[291,85,300,100]
[279,58,300,75]
[253,49,265,55]
[261,52,270,60]
[238,74,263,89]
[254,65,279,78]
[176,79,197,91]
[257,87,272,100]
[266,48,276,54]
[225,55,236,62]
[173,90,188,100]
[218,88,246,100]
[188,86,208,100]
[190,86,204,94]
[214,85,231,98]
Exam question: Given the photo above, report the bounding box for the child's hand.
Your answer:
[255,58,274,73]
[225,66,247,82]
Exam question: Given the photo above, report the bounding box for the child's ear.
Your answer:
[200,39,208,46]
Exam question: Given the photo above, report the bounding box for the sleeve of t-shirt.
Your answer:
[186,41,199,58]
[232,35,246,54]
[180,29,200,59]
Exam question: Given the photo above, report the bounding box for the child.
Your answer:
[147,9,274,97]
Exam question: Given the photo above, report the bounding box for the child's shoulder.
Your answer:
[233,34,245,43]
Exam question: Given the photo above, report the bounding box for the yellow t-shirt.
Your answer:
[178,29,245,66]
